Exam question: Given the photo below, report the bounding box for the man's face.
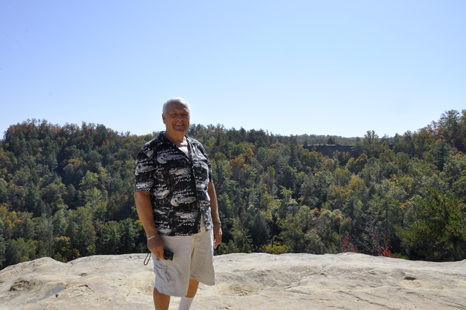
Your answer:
[162,101,190,136]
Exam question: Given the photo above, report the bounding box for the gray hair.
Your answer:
[162,97,191,114]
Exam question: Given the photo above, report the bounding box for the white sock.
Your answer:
[178,297,194,310]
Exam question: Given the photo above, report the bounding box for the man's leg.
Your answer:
[178,279,199,310]
[186,278,199,298]
[153,287,170,310]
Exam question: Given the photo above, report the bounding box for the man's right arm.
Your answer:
[134,191,165,259]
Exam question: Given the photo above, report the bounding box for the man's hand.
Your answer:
[135,191,166,259]
[148,235,165,260]
[213,225,222,249]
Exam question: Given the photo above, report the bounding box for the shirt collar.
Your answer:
[158,132,191,147]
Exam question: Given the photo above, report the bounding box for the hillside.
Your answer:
[1,253,466,309]
[1,109,466,272]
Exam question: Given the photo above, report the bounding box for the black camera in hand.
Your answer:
[163,249,174,261]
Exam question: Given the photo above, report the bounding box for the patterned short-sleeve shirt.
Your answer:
[134,133,213,236]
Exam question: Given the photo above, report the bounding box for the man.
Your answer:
[134,98,222,310]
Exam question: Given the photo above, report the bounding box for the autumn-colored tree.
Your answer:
[53,236,80,262]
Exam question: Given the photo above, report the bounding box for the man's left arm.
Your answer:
[208,182,222,249]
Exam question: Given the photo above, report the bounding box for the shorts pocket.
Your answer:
[155,261,172,283]
[155,264,168,283]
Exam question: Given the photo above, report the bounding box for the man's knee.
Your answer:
[185,279,200,298]
[153,287,170,310]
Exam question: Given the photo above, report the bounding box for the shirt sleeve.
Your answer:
[134,149,156,192]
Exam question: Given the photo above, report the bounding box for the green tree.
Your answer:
[5,240,21,266]
[452,175,466,202]
[65,184,77,208]
[310,209,343,253]
[40,182,67,212]
[14,238,37,262]
[439,110,463,152]
[304,229,325,254]
[0,232,6,268]
[0,181,8,204]
[101,221,121,254]
[36,214,53,257]
[247,210,270,248]
[79,171,100,190]
[277,205,311,252]
[300,149,322,173]
[20,212,35,240]
[52,209,67,237]
[25,184,41,216]
[363,131,383,158]
[274,187,298,220]
[218,218,252,254]
[73,207,97,256]
[433,140,451,171]
[313,170,335,203]
[282,165,297,192]
[397,186,466,261]
[119,218,137,253]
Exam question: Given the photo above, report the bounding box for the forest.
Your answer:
[1,109,466,270]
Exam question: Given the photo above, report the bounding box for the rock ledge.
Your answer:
[1,253,465,309]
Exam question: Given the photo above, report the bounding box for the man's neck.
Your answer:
[163,131,186,147]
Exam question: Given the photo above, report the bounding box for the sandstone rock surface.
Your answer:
[1,253,466,309]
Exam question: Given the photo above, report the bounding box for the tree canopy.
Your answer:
[1,109,466,270]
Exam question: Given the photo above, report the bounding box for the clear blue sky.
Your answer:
[1,0,465,138]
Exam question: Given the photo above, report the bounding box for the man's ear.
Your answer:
[162,114,166,124]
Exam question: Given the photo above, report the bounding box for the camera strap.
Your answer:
[143,252,151,265]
